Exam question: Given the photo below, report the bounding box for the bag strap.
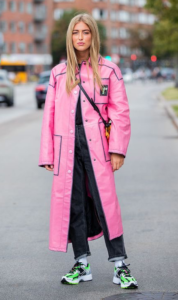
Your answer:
[78,82,109,127]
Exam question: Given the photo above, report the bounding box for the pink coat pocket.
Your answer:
[53,134,62,176]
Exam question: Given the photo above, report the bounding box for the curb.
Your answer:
[157,93,178,131]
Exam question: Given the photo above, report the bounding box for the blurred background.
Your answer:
[0,1,178,299]
[0,0,178,109]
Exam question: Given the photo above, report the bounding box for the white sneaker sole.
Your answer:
[113,276,138,288]
[113,276,121,285]
[61,274,92,284]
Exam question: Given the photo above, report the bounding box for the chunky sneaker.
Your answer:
[113,263,138,289]
[61,261,92,285]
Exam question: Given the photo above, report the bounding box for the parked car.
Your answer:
[35,70,51,109]
[160,67,175,80]
[0,70,14,107]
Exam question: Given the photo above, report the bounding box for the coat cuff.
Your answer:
[38,162,54,168]
[109,150,126,158]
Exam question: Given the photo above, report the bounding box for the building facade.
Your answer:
[53,0,155,63]
[0,0,154,72]
[0,0,53,73]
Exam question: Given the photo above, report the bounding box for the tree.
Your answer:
[145,0,178,86]
[51,10,107,66]
[129,27,154,58]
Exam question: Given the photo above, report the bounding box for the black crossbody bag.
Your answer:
[78,82,112,142]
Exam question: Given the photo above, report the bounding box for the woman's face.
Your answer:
[72,21,92,53]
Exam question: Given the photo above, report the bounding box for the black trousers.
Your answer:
[69,123,128,262]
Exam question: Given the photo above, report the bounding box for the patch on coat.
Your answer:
[100,85,108,96]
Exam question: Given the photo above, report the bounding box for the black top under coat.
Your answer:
[75,63,83,125]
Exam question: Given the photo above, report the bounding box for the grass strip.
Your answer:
[162,87,178,100]
[172,105,178,117]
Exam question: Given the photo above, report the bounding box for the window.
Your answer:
[130,0,135,5]
[0,0,6,12]
[2,42,8,53]
[110,10,117,21]
[0,21,7,32]
[54,0,74,2]
[111,0,135,4]
[35,24,47,35]
[93,0,106,2]
[137,0,146,7]
[119,0,130,4]
[111,28,119,39]
[42,25,48,34]
[10,42,16,53]
[118,11,130,22]
[10,21,16,32]
[119,27,129,39]
[148,14,155,24]
[19,42,26,53]
[92,9,108,20]
[120,45,131,56]
[111,45,119,54]
[130,13,137,23]
[26,3,33,14]
[18,21,25,33]
[9,1,16,12]
[28,23,34,34]
[138,13,148,24]
[54,9,64,20]
[34,5,46,19]
[19,2,24,12]
[28,43,33,53]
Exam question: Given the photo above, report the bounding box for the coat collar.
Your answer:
[65,54,101,67]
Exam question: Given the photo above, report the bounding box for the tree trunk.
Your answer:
[175,54,178,88]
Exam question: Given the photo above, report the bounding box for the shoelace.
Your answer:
[117,263,131,277]
[69,262,82,274]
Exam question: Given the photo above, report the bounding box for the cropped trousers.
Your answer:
[69,123,128,262]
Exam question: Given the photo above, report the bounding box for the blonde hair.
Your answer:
[66,13,103,95]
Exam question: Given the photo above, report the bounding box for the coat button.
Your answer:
[74,91,77,94]
[71,110,74,113]
[69,150,72,153]
[93,158,96,161]
[85,119,88,122]
[89,139,92,141]
[70,130,73,133]
[68,170,71,173]
[83,81,85,83]
[83,100,85,102]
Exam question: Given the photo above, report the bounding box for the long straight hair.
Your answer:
[66,13,103,95]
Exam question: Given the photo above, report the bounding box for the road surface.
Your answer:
[0,80,178,300]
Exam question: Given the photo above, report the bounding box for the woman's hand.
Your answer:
[110,153,125,172]
[45,165,54,171]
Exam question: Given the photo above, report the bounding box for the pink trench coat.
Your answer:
[38,54,131,252]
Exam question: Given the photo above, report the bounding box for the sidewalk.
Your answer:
[158,88,178,130]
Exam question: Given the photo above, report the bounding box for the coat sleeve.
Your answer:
[38,68,56,168]
[107,65,131,157]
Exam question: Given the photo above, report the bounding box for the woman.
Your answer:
[38,13,138,289]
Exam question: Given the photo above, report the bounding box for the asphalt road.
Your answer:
[0,82,37,124]
[0,80,178,300]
